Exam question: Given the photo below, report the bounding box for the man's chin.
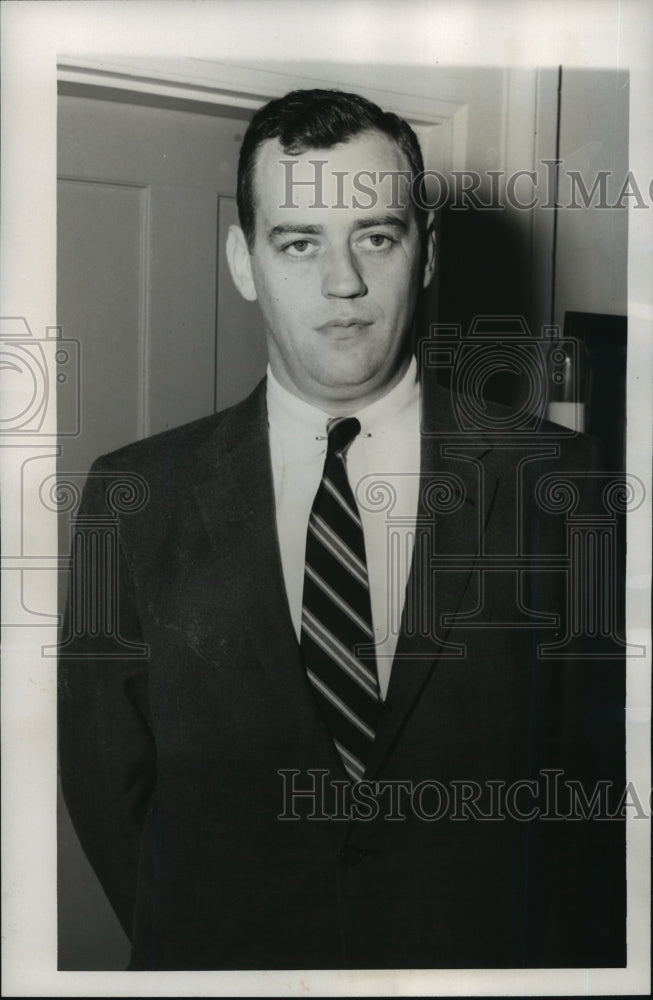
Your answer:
[313,365,382,395]
[307,364,400,409]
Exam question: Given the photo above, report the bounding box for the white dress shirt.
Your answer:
[267,358,421,699]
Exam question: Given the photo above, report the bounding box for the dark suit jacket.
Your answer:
[59,369,625,970]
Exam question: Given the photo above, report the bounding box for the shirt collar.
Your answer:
[353,355,419,435]
[266,355,419,448]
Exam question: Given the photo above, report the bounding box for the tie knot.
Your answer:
[326,416,361,456]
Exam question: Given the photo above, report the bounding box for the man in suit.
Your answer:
[59,89,625,971]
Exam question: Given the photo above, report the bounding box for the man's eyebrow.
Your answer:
[268,223,324,239]
[267,215,409,240]
[352,214,408,232]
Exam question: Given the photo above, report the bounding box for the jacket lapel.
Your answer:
[190,380,345,770]
[365,373,497,780]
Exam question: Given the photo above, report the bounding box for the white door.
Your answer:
[58,93,268,473]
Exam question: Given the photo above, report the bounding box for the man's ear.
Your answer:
[422,211,437,289]
[226,225,258,302]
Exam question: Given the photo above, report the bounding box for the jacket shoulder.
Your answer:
[90,380,266,478]
[421,370,600,469]
[93,411,223,476]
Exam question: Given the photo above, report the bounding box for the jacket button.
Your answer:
[340,845,365,866]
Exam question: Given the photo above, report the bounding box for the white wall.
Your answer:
[555,68,629,327]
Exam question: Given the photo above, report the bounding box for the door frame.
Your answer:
[56,55,469,173]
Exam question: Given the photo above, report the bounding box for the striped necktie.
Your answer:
[300,416,380,782]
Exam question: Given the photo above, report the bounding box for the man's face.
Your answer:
[230,129,434,412]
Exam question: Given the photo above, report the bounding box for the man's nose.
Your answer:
[321,249,367,298]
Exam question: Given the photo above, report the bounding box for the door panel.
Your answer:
[58,94,258,468]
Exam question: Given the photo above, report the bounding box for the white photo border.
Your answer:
[1,1,651,996]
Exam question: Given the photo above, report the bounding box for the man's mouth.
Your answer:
[316,318,373,332]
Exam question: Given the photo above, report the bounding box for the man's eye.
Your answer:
[359,233,395,250]
[282,240,315,257]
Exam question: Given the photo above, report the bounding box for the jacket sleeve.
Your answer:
[58,458,156,940]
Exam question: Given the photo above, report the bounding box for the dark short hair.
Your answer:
[236,88,426,247]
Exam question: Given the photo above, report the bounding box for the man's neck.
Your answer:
[270,353,414,416]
